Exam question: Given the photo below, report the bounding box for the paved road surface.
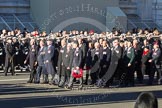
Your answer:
[0,72,162,108]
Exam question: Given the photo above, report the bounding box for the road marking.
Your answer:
[0,78,28,82]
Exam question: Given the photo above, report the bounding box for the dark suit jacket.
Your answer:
[62,49,73,68]
[57,46,66,74]
[5,43,15,58]
[152,48,161,66]
[44,45,55,62]
[79,43,87,59]
[91,48,102,72]
[141,51,151,65]
[134,44,143,64]
[72,48,83,68]
[100,47,111,66]
[5,43,16,66]
[123,47,135,65]
[85,48,94,68]
[25,45,38,70]
[79,43,87,68]
[37,46,46,66]
[111,45,122,62]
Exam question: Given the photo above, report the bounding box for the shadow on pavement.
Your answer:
[0,86,162,108]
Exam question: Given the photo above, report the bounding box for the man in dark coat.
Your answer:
[97,39,122,87]
[35,40,46,83]
[44,39,55,84]
[123,41,135,87]
[84,41,94,85]
[60,43,73,87]
[141,46,151,78]
[133,39,143,84]
[12,37,20,68]
[24,38,38,83]
[90,42,102,85]
[148,43,161,85]
[66,41,83,89]
[99,40,111,78]
[57,39,67,86]
[0,39,5,70]
[78,38,87,69]
[20,38,29,69]
[4,38,16,76]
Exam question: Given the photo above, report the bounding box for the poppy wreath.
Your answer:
[72,68,83,78]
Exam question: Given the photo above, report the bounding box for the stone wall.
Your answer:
[30,0,126,33]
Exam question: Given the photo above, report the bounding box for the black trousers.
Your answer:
[99,65,108,79]
[4,56,14,75]
[135,62,143,83]
[28,69,36,82]
[59,65,70,86]
[58,65,66,80]
[124,65,135,86]
[149,63,161,85]
[90,69,99,84]
[36,65,46,82]
[64,68,71,85]
[141,63,151,75]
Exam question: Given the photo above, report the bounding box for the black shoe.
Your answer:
[138,80,143,84]
[11,72,15,76]
[117,84,125,88]
[58,85,64,88]
[27,80,32,83]
[89,81,95,85]
[49,81,55,85]
[58,83,64,87]
[4,73,7,76]
[41,81,49,84]
[34,81,40,84]
[147,82,153,86]
[83,81,88,85]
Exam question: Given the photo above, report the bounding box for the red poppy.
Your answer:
[72,68,83,78]
[143,50,149,56]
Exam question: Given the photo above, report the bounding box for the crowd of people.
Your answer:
[1,27,162,89]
